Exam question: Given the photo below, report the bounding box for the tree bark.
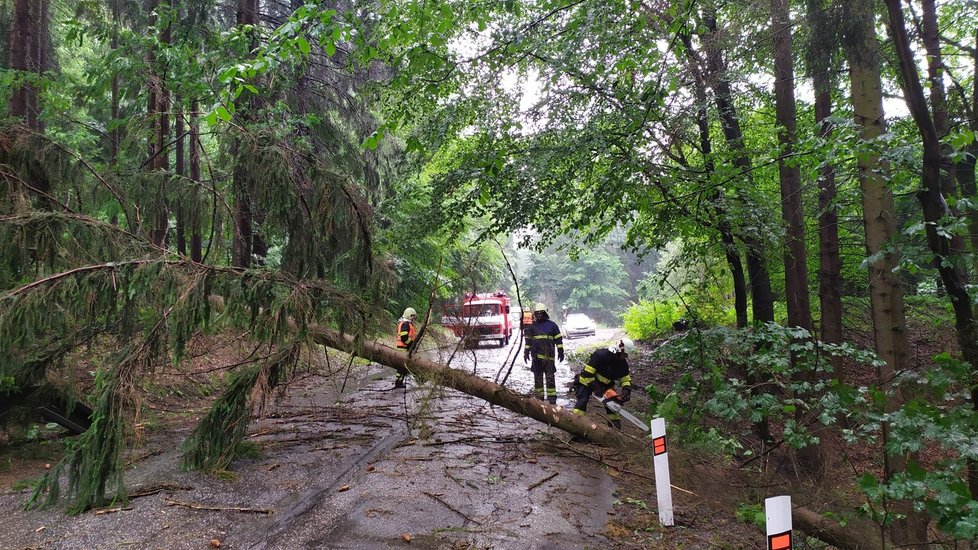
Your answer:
[110,0,121,167]
[771,0,812,334]
[884,0,978,509]
[7,0,30,119]
[922,0,969,284]
[147,0,171,247]
[232,0,259,268]
[27,0,48,132]
[964,27,978,275]
[845,0,923,544]
[189,100,203,263]
[175,98,186,256]
[808,0,843,377]
[6,0,51,206]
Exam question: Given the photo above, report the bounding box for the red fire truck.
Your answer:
[442,291,514,348]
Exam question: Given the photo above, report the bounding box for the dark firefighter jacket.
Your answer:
[578,347,631,390]
[523,318,564,372]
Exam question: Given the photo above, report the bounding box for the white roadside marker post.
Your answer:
[765,495,793,550]
[650,417,674,526]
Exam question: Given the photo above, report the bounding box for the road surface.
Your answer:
[0,328,631,549]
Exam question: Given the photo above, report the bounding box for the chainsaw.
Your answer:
[599,389,649,432]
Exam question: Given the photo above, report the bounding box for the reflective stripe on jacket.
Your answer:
[523,319,563,360]
[578,348,631,388]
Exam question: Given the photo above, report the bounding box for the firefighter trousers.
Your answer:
[533,370,557,404]
[572,382,622,428]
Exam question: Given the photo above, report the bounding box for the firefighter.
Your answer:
[573,338,635,429]
[523,302,564,404]
[394,307,418,388]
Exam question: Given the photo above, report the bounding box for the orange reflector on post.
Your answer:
[653,436,667,456]
[768,531,791,550]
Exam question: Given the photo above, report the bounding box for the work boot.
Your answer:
[547,397,557,405]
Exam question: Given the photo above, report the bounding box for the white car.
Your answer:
[564,313,596,339]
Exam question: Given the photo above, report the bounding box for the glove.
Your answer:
[621,386,632,403]
[558,351,565,362]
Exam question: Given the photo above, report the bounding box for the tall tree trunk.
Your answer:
[963,27,978,275]
[771,0,821,478]
[27,0,48,132]
[7,0,30,119]
[960,28,978,274]
[175,97,186,256]
[147,0,171,247]
[232,0,258,268]
[807,0,843,377]
[845,0,924,544]
[110,0,121,167]
[922,0,969,284]
[701,11,776,326]
[189,100,203,263]
[680,33,749,329]
[771,0,813,334]
[884,0,978,510]
[25,0,38,131]
[7,0,51,205]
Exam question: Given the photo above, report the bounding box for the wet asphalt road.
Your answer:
[0,329,624,549]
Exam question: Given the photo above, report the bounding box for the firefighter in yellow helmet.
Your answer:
[522,302,564,404]
[393,307,418,388]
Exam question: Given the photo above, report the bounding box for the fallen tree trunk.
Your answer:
[793,506,889,549]
[311,327,644,448]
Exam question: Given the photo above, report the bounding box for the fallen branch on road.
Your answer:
[527,472,558,491]
[128,482,193,499]
[164,499,273,514]
[423,491,481,525]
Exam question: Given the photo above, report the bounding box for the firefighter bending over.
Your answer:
[394,307,418,388]
[523,303,564,404]
[573,338,635,429]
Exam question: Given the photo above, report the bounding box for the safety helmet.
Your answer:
[402,307,417,318]
[533,302,548,313]
[610,338,635,354]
